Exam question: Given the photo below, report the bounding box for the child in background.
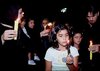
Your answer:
[71,29,83,71]
[27,19,40,65]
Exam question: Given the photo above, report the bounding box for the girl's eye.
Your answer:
[75,36,78,38]
[65,34,69,36]
[59,34,62,37]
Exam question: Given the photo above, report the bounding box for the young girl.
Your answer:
[27,19,40,65]
[71,30,83,50]
[71,29,83,71]
[44,24,79,71]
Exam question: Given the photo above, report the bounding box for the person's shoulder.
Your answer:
[70,46,75,48]
[70,46,78,51]
[45,47,56,55]
[47,47,55,51]
[46,47,57,52]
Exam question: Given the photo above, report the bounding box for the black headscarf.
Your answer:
[1,4,21,26]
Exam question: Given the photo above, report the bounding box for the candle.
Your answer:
[89,40,93,60]
[14,18,20,40]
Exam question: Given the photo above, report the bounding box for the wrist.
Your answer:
[99,46,100,53]
[1,34,5,45]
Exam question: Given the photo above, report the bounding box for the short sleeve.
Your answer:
[70,46,79,57]
[44,47,53,61]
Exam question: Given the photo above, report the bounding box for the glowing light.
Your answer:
[61,8,67,13]
[47,22,52,26]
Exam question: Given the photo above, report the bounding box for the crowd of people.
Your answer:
[0,2,100,71]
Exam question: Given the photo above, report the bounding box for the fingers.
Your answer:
[88,45,99,53]
[3,30,17,40]
[66,54,73,64]
[6,36,15,40]
[40,30,49,37]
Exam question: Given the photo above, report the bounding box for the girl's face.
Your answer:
[28,20,35,29]
[57,29,69,47]
[73,33,82,45]
[42,19,49,26]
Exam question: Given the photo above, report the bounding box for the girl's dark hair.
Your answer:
[50,23,71,49]
[86,4,99,15]
[71,28,83,46]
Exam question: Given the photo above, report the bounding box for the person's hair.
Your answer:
[50,23,71,49]
[8,6,21,21]
[86,4,99,15]
[42,18,49,23]
[71,28,83,46]
[1,4,22,25]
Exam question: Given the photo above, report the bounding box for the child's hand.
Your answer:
[40,29,50,37]
[66,54,73,64]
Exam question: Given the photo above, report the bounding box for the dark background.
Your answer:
[0,0,99,25]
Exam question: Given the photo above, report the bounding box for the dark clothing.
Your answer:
[26,27,36,52]
[25,26,41,61]
[40,24,51,51]
[81,21,100,71]
[0,23,28,70]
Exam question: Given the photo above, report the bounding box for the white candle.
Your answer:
[14,18,20,40]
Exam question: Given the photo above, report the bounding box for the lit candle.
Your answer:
[47,22,52,27]
[89,40,93,60]
[14,18,20,40]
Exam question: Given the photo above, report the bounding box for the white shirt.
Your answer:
[22,27,30,38]
[44,46,79,71]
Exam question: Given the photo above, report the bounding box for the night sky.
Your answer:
[0,0,99,24]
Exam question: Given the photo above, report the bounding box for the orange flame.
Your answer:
[90,40,93,46]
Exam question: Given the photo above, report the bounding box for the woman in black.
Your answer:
[0,4,28,70]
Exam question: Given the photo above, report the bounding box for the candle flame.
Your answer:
[47,22,52,27]
[90,40,93,46]
[89,40,93,60]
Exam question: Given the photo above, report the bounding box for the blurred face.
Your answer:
[57,29,69,47]
[86,12,99,25]
[28,20,35,29]
[18,8,24,19]
[42,19,49,25]
[73,33,82,45]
